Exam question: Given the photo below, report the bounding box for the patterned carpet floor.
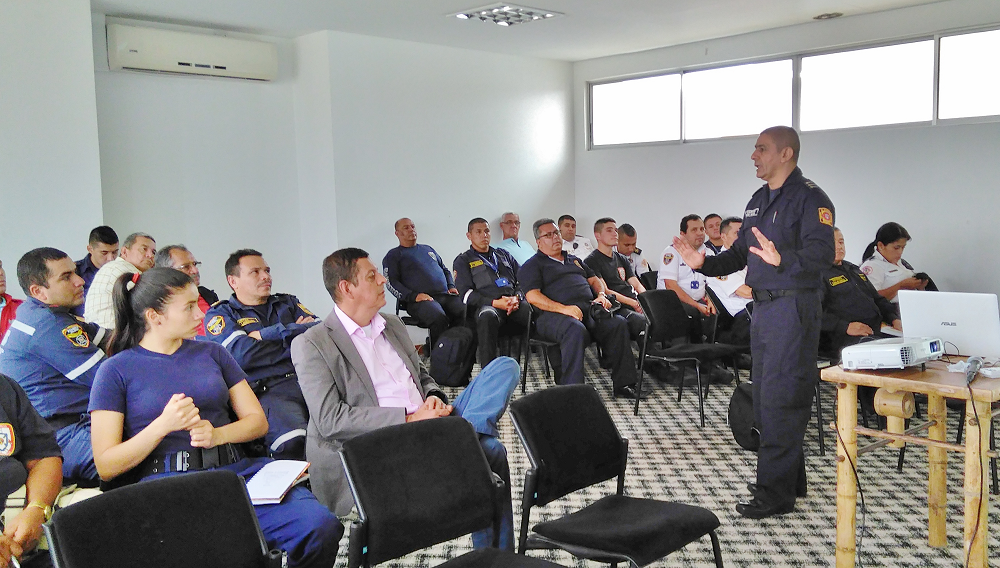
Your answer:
[332,347,1000,567]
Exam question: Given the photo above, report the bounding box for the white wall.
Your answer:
[573,0,1000,296]
[0,0,103,287]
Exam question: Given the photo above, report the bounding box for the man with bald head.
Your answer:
[383,218,464,345]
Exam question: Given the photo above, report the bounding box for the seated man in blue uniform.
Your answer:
[453,218,530,367]
[584,217,647,340]
[382,218,465,345]
[1,373,63,568]
[519,218,642,399]
[291,247,519,550]
[0,248,108,483]
[203,249,318,460]
[72,225,118,317]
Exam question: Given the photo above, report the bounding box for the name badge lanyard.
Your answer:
[478,252,511,288]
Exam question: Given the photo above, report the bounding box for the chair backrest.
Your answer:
[45,469,270,568]
[638,271,659,292]
[340,417,499,566]
[509,385,625,507]
[703,285,733,331]
[637,289,692,344]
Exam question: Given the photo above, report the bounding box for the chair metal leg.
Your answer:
[677,365,685,402]
[710,531,724,568]
[520,345,530,395]
[815,382,826,457]
[517,475,536,555]
[634,333,649,416]
[541,346,551,382]
[897,445,906,472]
[696,364,705,428]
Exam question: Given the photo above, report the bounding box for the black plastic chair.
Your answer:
[510,385,724,568]
[519,306,601,394]
[44,469,281,568]
[395,299,432,354]
[636,290,740,424]
[340,417,566,568]
[638,271,658,293]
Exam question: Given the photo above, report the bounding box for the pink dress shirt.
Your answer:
[334,305,424,413]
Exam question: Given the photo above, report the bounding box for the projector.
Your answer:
[841,337,944,370]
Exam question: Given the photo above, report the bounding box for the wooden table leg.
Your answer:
[964,398,991,568]
[836,383,858,568]
[927,394,947,547]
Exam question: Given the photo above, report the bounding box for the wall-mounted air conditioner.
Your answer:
[107,23,278,81]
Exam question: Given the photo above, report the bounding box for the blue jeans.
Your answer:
[451,356,519,551]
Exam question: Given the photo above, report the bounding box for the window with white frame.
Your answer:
[682,59,793,140]
[591,74,681,146]
[939,29,1000,120]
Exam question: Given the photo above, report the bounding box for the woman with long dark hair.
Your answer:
[89,268,342,567]
[859,222,934,302]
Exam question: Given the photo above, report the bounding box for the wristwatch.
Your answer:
[26,501,53,521]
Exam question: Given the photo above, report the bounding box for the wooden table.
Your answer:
[821,359,1000,568]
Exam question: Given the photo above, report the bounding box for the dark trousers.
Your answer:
[254,375,309,460]
[680,302,714,343]
[474,304,531,368]
[617,306,647,340]
[750,291,821,506]
[406,293,466,344]
[535,308,637,388]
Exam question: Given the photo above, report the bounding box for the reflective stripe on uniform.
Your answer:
[10,320,35,336]
[92,327,106,345]
[65,350,105,381]
[463,290,473,303]
[270,429,306,452]
[221,330,247,349]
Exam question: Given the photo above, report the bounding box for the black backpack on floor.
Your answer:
[728,382,760,452]
[430,327,476,387]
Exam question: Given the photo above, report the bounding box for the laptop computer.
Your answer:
[898,290,1000,359]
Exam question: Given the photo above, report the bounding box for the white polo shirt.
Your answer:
[656,244,706,302]
[859,250,916,303]
[704,247,751,316]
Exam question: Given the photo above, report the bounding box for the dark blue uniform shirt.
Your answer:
[383,244,455,303]
[0,298,106,419]
[700,167,836,290]
[0,374,62,484]
[453,246,520,308]
[519,251,596,310]
[821,260,899,336]
[202,293,318,383]
[73,255,101,317]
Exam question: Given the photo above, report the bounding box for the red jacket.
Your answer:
[0,293,23,338]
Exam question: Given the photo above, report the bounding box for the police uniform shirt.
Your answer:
[203,293,318,383]
[518,251,596,310]
[562,236,595,257]
[584,250,637,300]
[822,260,900,336]
[382,244,455,303]
[657,244,707,302]
[0,373,61,486]
[0,298,106,419]
[453,246,520,308]
[859,250,917,303]
[617,249,650,276]
[704,247,751,317]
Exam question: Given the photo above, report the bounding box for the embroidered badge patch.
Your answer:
[663,253,674,264]
[617,267,626,281]
[858,273,868,282]
[428,251,437,260]
[862,265,873,275]
[828,275,848,286]
[61,324,90,348]
[0,423,14,456]
[818,208,833,227]
[469,260,484,268]
[207,315,225,336]
[236,317,260,327]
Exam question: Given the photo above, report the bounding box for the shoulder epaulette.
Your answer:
[210,299,227,308]
[803,178,819,189]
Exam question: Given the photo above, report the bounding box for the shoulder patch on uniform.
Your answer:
[663,252,674,264]
[804,179,819,189]
[61,324,90,348]
[428,251,437,260]
[862,265,873,275]
[236,317,260,327]
[828,275,848,286]
[717,275,728,281]
[297,303,315,316]
[818,207,833,227]
[617,267,626,281]
[0,423,13,457]
[207,315,225,336]
[469,260,483,268]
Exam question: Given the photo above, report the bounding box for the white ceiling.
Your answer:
[91,0,946,61]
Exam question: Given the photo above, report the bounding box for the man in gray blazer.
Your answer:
[291,247,519,550]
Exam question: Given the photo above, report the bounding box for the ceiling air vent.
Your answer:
[451,4,563,27]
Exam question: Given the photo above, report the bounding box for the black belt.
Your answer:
[138,443,243,478]
[751,288,816,302]
[46,414,82,431]
[251,372,296,396]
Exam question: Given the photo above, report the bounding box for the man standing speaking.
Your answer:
[672,126,835,519]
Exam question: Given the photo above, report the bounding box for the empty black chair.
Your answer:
[340,416,566,568]
[636,289,740,424]
[638,271,658,293]
[510,385,723,567]
[44,469,280,568]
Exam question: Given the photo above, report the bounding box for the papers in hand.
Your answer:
[246,460,310,505]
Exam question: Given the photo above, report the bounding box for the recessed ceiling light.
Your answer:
[450,3,564,27]
[813,12,843,20]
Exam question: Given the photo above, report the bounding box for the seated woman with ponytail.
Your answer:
[860,222,938,303]
[88,268,343,568]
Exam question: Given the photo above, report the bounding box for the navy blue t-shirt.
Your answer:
[89,340,247,455]
[518,251,596,309]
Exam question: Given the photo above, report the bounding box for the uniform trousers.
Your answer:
[473,304,531,368]
[55,416,98,482]
[750,291,821,506]
[406,293,466,344]
[253,375,309,460]
[616,306,647,340]
[534,308,637,388]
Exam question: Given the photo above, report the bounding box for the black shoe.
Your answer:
[736,496,795,519]
[709,365,735,385]
[736,353,753,370]
[613,384,648,400]
[747,483,807,498]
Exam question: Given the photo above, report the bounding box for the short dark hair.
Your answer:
[154,244,190,268]
[761,125,800,162]
[17,247,70,295]
[323,248,370,302]
[467,217,488,232]
[618,224,637,237]
[593,217,615,233]
[88,226,119,246]
[704,213,721,224]
[122,232,155,249]
[225,249,263,278]
[557,215,575,225]
[680,214,702,234]
[533,218,556,239]
[720,216,742,234]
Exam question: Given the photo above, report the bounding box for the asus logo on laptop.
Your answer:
[941,322,957,326]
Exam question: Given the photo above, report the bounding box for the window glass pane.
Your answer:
[939,29,1000,119]
[682,60,792,140]
[800,41,933,131]
[591,75,680,146]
